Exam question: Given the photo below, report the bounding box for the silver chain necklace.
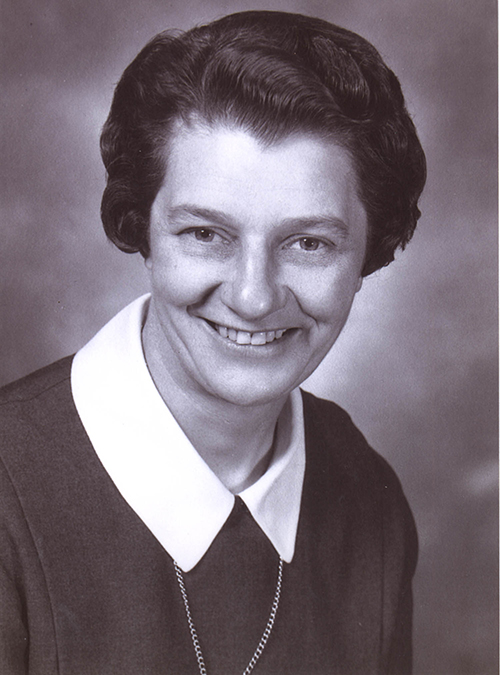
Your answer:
[173,556,283,675]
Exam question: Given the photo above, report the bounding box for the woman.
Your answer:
[0,11,426,674]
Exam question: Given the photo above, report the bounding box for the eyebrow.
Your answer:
[280,216,349,236]
[167,206,233,227]
[167,205,349,235]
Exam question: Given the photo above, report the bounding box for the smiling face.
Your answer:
[142,122,367,407]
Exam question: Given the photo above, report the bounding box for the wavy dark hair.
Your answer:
[100,11,426,276]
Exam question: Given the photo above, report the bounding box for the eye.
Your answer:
[287,236,330,252]
[298,237,321,251]
[193,228,216,242]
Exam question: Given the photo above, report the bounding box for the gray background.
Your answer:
[1,0,497,673]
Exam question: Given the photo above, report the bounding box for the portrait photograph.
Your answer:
[0,1,497,674]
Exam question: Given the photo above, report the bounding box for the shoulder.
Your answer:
[0,356,98,556]
[300,388,418,567]
[300,388,396,484]
[0,356,82,470]
[0,356,73,405]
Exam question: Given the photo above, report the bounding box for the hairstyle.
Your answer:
[100,10,426,276]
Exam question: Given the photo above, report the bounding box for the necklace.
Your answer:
[173,556,283,675]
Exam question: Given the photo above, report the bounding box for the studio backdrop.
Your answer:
[1,1,497,673]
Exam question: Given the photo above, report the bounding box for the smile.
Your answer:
[206,320,289,345]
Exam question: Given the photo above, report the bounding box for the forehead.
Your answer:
[157,121,366,233]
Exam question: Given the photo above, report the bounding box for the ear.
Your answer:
[144,257,153,271]
[355,276,363,293]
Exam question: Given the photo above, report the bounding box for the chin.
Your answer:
[205,376,295,408]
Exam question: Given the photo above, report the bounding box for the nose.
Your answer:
[222,244,284,321]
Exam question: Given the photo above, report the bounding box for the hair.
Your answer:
[100,10,426,276]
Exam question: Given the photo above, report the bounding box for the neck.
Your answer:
[142,323,289,493]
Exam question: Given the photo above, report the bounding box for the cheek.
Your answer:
[288,267,360,326]
[149,249,222,308]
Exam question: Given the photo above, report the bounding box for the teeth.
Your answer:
[236,331,251,345]
[251,332,267,346]
[215,323,288,344]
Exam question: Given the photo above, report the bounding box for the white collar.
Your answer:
[71,295,305,571]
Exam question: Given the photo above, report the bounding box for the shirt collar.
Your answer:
[71,295,305,571]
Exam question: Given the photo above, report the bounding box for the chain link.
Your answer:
[173,557,283,675]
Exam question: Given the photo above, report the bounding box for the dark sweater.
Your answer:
[0,357,417,674]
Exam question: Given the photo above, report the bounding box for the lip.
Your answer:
[203,318,297,347]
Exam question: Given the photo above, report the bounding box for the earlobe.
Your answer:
[145,257,153,271]
[355,276,363,293]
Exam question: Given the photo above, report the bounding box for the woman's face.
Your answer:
[144,122,367,407]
